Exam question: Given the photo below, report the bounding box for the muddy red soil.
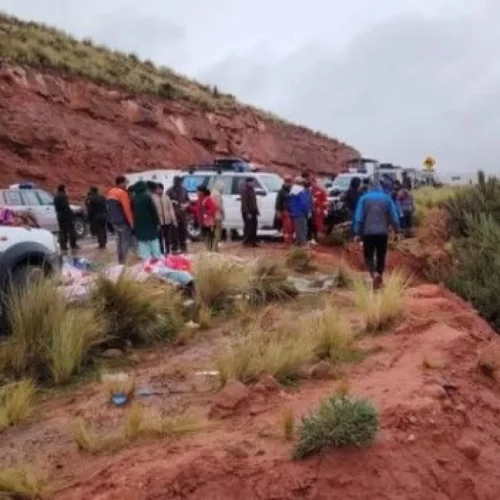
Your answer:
[1,247,499,500]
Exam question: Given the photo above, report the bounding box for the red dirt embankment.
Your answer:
[0,63,358,199]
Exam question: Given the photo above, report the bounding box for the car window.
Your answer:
[21,190,41,206]
[215,176,233,194]
[37,190,54,205]
[182,175,210,193]
[259,174,282,193]
[232,177,262,194]
[3,190,23,206]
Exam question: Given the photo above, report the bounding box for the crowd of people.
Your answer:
[50,169,415,289]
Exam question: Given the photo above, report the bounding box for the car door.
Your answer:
[34,190,59,232]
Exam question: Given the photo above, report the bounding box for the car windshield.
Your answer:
[332,176,355,190]
[260,174,283,193]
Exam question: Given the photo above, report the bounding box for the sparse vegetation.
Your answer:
[335,261,354,288]
[0,379,35,432]
[293,395,379,459]
[2,277,107,384]
[353,271,408,333]
[310,307,355,361]
[0,11,236,110]
[101,372,135,399]
[248,258,298,306]
[91,271,184,346]
[286,248,316,273]
[73,405,202,455]
[0,464,49,499]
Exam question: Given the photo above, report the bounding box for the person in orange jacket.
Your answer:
[107,175,134,264]
[311,177,328,239]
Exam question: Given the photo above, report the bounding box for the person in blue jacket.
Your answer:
[287,177,312,247]
[353,178,400,289]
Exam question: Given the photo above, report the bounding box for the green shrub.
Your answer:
[447,214,500,330]
[293,395,378,459]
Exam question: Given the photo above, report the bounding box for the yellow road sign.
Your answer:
[423,156,436,169]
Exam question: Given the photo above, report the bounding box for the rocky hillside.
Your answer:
[0,13,358,199]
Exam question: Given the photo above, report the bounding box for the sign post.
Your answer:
[423,156,436,171]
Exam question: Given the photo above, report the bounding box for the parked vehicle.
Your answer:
[328,173,371,202]
[0,184,88,239]
[0,225,62,330]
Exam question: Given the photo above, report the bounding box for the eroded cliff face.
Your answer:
[0,63,358,199]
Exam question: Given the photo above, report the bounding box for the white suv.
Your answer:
[0,226,62,329]
[180,171,283,238]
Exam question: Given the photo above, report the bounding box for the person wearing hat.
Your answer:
[275,175,293,245]
[288,177,312,246]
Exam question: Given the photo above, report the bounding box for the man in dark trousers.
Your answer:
[240,177,259,247]
[54,184,78,253]
[353,179,400,289]
[167,176,190,253]
[86,186,108,249]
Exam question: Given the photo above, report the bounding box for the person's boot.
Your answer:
[373,273,383,291]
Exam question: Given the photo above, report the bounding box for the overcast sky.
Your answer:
[1,0,498,174]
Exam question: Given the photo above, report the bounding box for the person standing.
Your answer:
[131,181,162,260]
[301,172,316,244]
[353,179,400,289]
[107,175,134,264]
[275,175,293,245]
[86,186,108,249]
[240,177,259,247]
[396,186,415,237]
[54,184,78,253]
[200,187,218,251]
[344,177,362,215]
[288,177,312,247]
[167,176,190,254]
[152,183,177,255]
[311,177,328,239]
[211,180,225,252]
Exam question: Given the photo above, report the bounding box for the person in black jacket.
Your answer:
[86,186,108,249]
[344,177,361,214]
[54,184,78,252]
[167,176,190,253]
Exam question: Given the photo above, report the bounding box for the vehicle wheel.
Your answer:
[10,263,46,290]
[74,216,87,239]
[187,217,202,242]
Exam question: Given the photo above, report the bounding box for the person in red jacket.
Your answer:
[311,177,328,240]
[201,187,218,251]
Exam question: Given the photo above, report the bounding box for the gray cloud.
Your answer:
[1,0,499,174]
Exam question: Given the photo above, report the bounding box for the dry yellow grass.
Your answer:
[73,404,203,455]
[0,12,237,110]
[0,379,36,432]
[352,271,409,333]
[0,464,49,499]
[193,255,250,311]
[101,372,135,398]
[4,276,107,384]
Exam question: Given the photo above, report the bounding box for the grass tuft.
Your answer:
[91,271,184,346]
[248,258,298,306]
[352,271,409,333]
[3,276,107,384]
[0,464,49,499]
[293,395,379,459]
[73,405,203,455]
[193,255,250,311]
[0,379,36,432]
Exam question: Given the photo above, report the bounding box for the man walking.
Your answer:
[107,175,134,264]
[54,184,78,253]
[86,186,108,249]
[353,179,400,289]
[240,177,259,247]
[167,176,190,253]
